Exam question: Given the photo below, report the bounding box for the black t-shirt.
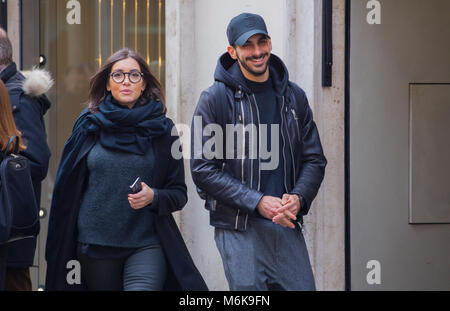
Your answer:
[244,75,285,199]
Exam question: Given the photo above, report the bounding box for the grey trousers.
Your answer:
[77,244,167,291]
[214,217,316,291]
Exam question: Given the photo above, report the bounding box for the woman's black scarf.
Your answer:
[86,93,170,155]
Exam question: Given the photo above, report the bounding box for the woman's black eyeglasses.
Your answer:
[110,70,143,84]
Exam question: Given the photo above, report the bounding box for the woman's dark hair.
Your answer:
[88,48,166,113]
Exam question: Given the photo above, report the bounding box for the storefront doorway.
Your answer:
[348,0,450,290]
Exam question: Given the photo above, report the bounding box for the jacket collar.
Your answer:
[0,62,18,84]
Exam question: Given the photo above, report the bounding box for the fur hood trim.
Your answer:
[21,68,54,97]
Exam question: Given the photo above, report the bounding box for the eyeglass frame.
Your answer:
[109,70,144,84]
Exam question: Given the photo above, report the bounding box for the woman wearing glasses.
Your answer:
[45,49,207,291]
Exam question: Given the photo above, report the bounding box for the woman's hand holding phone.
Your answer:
[128,182,154,210]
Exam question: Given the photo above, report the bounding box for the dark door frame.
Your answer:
[0,0,7,31]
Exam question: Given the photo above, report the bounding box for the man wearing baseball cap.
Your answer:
[191,13,327,290]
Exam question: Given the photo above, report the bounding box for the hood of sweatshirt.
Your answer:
[213,52,290,96]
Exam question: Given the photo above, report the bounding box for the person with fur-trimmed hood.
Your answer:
[0,28,52,291]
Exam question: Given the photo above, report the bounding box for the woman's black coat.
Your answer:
[45,109,208,291]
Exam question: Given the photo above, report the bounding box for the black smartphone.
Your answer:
[130,177,142,194]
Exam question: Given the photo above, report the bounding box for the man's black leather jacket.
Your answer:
[190,53,327,231]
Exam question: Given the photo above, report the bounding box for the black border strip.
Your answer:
[344,0,351,291]
[0,0,7,31]
[322,0,333,86]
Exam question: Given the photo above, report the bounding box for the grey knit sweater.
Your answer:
[77,141,158,248]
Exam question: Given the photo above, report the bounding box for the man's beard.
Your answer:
[236,52,270,77]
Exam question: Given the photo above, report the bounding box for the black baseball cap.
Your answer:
[227,13,269,46]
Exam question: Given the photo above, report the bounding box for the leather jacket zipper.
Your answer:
[291,108,301,138]
[284,97,297,185]
[280,97,289,193]
[238,86,245,229]
[246,93,254,189]
[239,87,245,184]
[252,94,262,191]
